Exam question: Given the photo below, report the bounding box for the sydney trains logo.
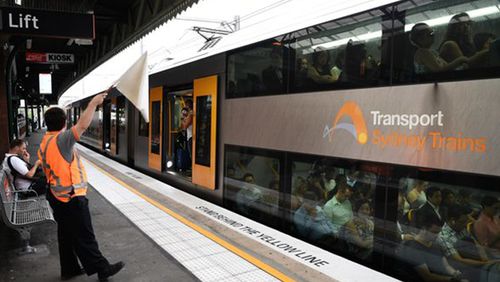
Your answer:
[323,101,368,144]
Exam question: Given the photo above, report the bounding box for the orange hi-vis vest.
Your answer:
[38,130,88,203]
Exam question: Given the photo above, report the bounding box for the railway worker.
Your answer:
[39,92,124,282]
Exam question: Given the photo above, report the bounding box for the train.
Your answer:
[66,0,500,280]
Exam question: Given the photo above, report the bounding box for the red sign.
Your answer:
[26,52,47,63]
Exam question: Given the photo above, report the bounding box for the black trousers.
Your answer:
[47,192,109,276]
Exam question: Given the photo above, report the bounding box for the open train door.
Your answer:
[148,87,163,171]
[192,75,217,190]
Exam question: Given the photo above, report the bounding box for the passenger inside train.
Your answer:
[306,47,340,85]
[439,12,490,68]
[224,147,500,281]
[410,23,469,73]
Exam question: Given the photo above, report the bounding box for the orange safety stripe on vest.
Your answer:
[38,130,88,203]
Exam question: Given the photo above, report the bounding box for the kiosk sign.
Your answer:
[0,7,94,39]
[26,52,75,64]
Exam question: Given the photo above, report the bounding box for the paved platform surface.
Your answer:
[0,130,198,282]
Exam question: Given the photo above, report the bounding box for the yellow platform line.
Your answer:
[84,157,294,282]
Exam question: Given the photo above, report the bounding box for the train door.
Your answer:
[164,89,192,177]
[109,98,118,155]
[102,100,111,152]
[148,87,163,171]
[192,75,218,190]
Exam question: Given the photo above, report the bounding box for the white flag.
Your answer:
[114,52,149,122]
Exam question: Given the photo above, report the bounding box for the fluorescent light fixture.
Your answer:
[313,5,500,50]
[74,39,93,45]
[39,73,52,94]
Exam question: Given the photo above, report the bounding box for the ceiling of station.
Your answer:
[1,0,198,104]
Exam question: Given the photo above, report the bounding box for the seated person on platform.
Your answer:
[439,13,489,68]
[293,190,335,241]
[1,139,46,196]
[410,23,468,73]
[397,211,466,282]
[307,47,340,84]
[323,174,354,234]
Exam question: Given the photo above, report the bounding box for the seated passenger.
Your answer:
[407,180,428,209]
[441,189,457,220]
[473,33,498,67]
[398,192,416,241]
[416,186,444,228]
[397,213,466,282]
[261,47,283,92]
[338,200,374,259]
[295,58,309,88]
[293,190,335,241]
[410,23,468,73]
[1,139,46,196]
[473,196,500,258]
[307,47,340,84]
[473,33,496,53]
[436,205,500,281]
[343,41,368,82]
[235,173,263,216]
[439,13,489,68]
[323,175,354,234]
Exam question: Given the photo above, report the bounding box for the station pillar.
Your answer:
[0,37,10,156]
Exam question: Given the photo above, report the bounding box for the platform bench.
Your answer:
[0,169,55,254]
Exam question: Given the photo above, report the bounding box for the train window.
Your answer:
[289,8,388,93]
[289,158,377,261]
[81,105,103,149]
[194,96,211,167]
[138,114,149,137]
[392,173,500,282]
[150,101,161,155]
[117,97,126,134]
[224,147,281,226]
[392,0,500,83]
[227,38,287,98]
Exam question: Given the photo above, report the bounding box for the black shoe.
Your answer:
[97,261,124,282]
[61,268,85,280]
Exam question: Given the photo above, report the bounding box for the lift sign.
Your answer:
[26,52,75,64]
[0,7,95,39]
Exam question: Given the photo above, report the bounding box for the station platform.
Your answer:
[1,130,395,282]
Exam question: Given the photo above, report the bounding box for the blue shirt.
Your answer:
[293,205,334,241]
